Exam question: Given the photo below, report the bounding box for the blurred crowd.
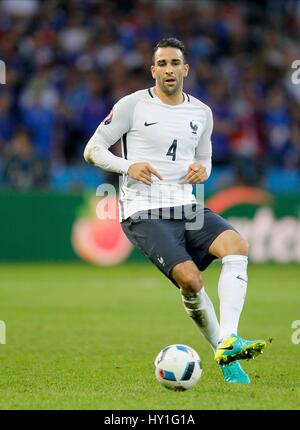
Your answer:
[0,0,300,192]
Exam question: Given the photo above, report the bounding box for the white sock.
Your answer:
[218,255,248,341]
[181,287,220,352]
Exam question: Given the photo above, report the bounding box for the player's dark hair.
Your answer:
[152,38,186,64]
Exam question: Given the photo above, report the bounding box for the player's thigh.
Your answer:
[208,229,248,258]
[185,207,236,270]
[121,216,192,281]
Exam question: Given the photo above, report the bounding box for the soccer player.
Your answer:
[84,38,266,384]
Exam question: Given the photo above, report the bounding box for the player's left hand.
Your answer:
[185,163,208,184]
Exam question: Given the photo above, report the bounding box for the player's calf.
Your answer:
[172,261,220,352]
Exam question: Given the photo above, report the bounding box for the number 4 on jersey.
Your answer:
[166,139,177,161]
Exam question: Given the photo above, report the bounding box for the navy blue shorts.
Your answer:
[121,204,236,288]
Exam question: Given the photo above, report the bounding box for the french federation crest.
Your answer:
[190,121,198,134]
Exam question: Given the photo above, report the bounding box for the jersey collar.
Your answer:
[148,87,190,105]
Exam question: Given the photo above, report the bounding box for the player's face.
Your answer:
[151,47,189,96]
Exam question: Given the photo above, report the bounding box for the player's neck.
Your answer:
[153,86,184,105]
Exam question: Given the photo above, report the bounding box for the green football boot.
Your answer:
[215,333,266,366]
[219,361,250,384]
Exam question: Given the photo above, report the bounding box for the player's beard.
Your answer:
[158,76,182,96]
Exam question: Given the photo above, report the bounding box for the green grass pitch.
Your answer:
[0,262,299,410]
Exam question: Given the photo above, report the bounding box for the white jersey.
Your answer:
[84,87,213,221]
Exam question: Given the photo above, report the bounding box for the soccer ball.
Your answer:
[154,344,202,391]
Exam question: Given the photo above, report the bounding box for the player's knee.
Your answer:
[181,275,202,293]
[224,235,249,257]
[171,261,203,294]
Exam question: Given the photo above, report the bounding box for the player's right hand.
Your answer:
[127,162,163,185]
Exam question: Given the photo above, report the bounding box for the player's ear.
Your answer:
[183,63,189,78]
[151,64,156,79]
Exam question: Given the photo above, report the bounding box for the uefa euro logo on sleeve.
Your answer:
[102,110,113,125]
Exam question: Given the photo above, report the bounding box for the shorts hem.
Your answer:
[166,256,193,278]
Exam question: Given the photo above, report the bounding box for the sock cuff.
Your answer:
[222,255,248,265]
[181,287,206,300]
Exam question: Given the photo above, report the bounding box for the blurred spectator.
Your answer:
[20,69,57,159]
[263,86,291,167]
[287,101,300,169]
[206,79,235,166]
[2,129,48,189]
[80,72,110,138]
[230,79,265,186]
[0,90,15,145]
[1,0,39,17]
